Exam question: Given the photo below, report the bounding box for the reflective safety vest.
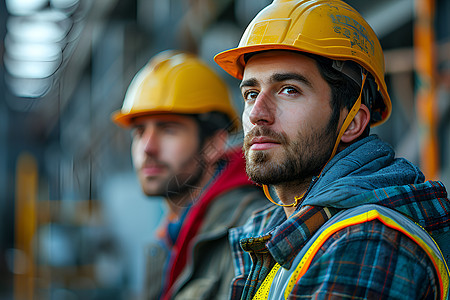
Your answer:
[253,204,450,300]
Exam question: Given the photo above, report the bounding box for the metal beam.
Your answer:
[364,0,414,38]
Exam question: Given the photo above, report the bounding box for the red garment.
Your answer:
[161,147,253,299]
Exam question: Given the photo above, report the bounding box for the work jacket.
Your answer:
[229,135,450,299]
[143,147,267,300]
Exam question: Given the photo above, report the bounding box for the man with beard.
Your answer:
[112,50,266,299]
[214,0,450,299]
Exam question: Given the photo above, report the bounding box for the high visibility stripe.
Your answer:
[284,209,449,300]
[252,263,281,300]
[375,213,449,300]
[252,208,449,300]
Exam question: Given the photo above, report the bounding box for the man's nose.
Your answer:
[248,92,275,126]
[142,128,159,156]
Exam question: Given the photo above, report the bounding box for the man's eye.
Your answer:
[163,126,178,134]
[280,86,299,96]
[132,126,145,137]
[243,91,258,102]
[160,123,183,135]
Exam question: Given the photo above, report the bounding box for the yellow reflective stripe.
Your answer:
[252,263,281,300]
[283,209,449,300]
[375,213,449,300]
[284,212,372,299]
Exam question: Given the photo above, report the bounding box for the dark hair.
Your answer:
[190,111,234,146]
[309,54,371,137]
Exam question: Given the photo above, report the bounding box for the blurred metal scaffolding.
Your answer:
[414,0,439,180]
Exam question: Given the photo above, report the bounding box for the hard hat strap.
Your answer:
[262,184,305,207]
[321,72,368,175]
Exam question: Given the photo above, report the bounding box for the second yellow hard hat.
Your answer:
[113,50,239,130]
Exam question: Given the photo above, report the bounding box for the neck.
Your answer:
[164,200,186,219]
[164,163,217,218]
[274,178,311,218]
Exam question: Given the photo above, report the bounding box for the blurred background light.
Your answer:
[4,76,53,99]
[6,11,72,44]
[50,0,79,13]
[4,36,61,61]
[3,2,78,100]
[5,0,48,16]
[4,55,61,78]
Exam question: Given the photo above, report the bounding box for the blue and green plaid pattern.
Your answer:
[229,181,450,299]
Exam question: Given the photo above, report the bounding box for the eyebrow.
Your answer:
[240,72,313,89]
[240,78,258,89]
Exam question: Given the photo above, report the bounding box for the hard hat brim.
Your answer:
[112,109,241,132]
[215,44,304,80]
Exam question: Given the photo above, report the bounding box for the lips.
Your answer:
[141,164,166,176]
[244,126,286,152]
[249,136,281,150]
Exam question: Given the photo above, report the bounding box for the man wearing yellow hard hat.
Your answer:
[214,0,450,299]
[112,50,266,299]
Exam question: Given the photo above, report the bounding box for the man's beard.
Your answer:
[142,154,206,207]
[164,155,206,207]
[243,122,337,186]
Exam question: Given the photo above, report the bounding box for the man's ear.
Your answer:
[341,104,370,143]
[202,130,229,164]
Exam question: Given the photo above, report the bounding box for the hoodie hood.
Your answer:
[298,135,449,239]
[302,135,425,208]
[271,136,450,269]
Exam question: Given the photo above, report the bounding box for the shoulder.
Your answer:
[202,185,268,231]
[321,218,436,270]
[295,218,439,299]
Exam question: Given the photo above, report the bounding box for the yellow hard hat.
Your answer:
[113,50,239,130]
[214,0,391,126]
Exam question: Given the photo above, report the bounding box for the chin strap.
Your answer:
[264,72,368,208]
[263,184,305,207]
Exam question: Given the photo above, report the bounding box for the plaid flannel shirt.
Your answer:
[228,181,450,299]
